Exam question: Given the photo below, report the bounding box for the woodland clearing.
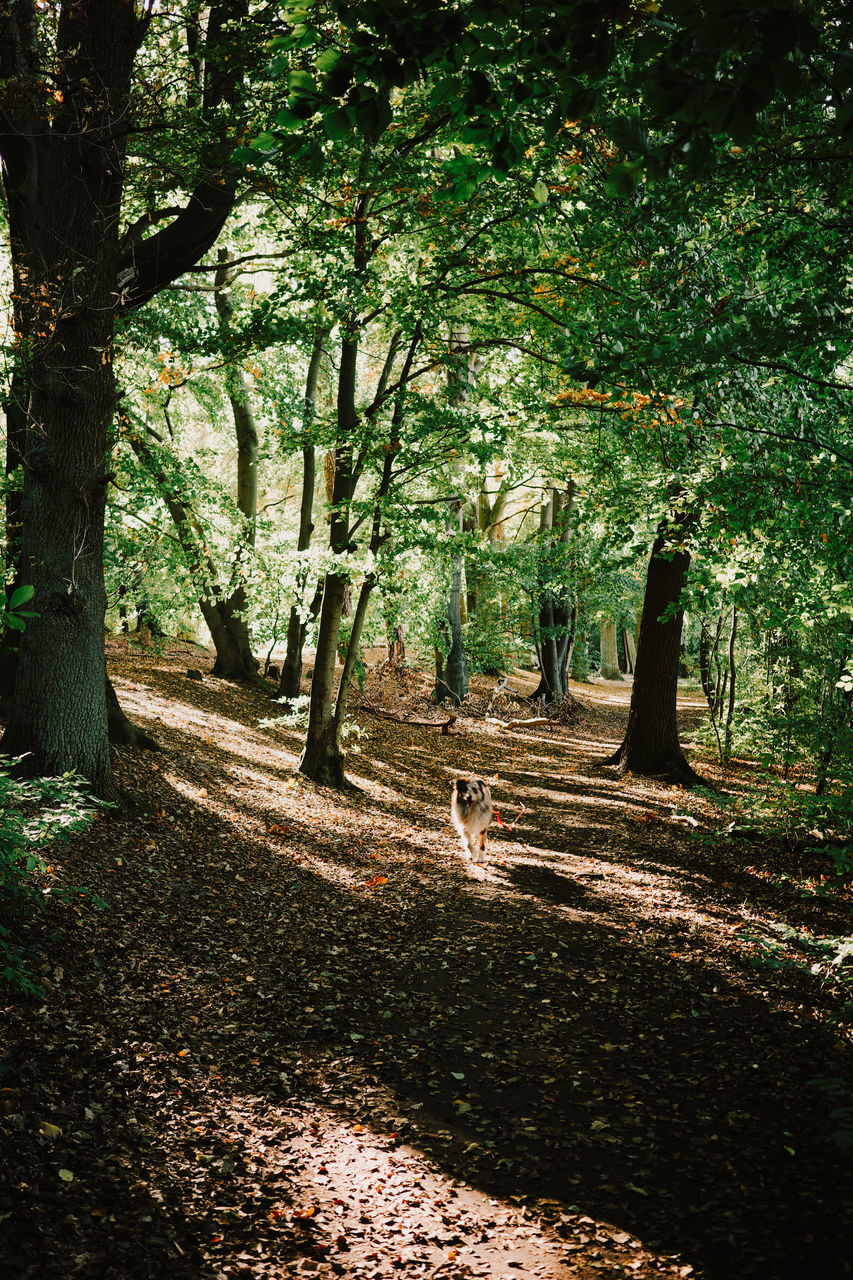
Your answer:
[1,636,852,1280]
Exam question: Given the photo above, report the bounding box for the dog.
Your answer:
[450,777,493,863]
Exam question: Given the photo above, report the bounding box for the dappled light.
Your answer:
[3,7,852,1279]
[3,639,850,1280]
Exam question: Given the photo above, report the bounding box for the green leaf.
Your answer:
[287,68,316,97]
[248,131,279,152]
[316,47,344,75]
[9,585,34,610]
[533,180,549,204]
[275,107,307,132]
[4,614,25,631]
[323,106,353,140]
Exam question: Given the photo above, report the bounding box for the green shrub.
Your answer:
[0,763,103,998]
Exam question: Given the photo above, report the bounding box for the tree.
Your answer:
[0,0,249,794]
[602,520,701,784]
[599,619,622,682]
[531,484,577,705]
[278,332,327,703]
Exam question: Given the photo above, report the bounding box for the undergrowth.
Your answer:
[0,763,104,998]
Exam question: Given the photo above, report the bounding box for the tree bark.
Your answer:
[600,619,622,680]
[532,485,576,704]
[623,625,637,673]
[208,248,262,680]
[434,534,468,704]
[299,259,365,785]
[601,531,701,784]
[0,0,143,794]
[279,333,326,702]
[299,312,416,785]
[297,572,349,788]
[0,1,248,793]
[105,677,161,751]
[723,606,738,760]
[433,327,476,704]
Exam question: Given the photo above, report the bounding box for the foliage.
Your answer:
[2,584,37,634]
[0,764,103,998]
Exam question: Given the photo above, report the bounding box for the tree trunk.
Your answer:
[571,633,590,682]
[106,677,161,751]
[601,531,701,784]
[207,248,262,680]
[434,543,468,704]
[0,2,247,793]
[534,594,560,701]
[297,267,414,786]
[532,485,576,704]
[298,572,349,788]
[334,574,374,735]
[600,619,622,680]
[0,2,142,795]
[623,626,637,674]
[815,626,853,796]
[723,606,738,760]
[298,297,364,784]
[279,333,326,702]
[433,327,475,705]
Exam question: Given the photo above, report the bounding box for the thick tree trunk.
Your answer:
[0,3,142,795]
[0,2,247,793]
[200,592,259,681]
[106,677,161,751]
[601,532,701,784]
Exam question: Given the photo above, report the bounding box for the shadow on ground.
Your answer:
[2,652,852,1280]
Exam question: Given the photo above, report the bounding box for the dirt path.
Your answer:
[1,640,851,1280]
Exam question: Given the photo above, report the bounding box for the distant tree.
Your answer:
[603,517,701,784]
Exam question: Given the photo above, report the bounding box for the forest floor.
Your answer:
[2,636,853,1280]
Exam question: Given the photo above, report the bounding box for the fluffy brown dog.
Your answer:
[450,777,493,863]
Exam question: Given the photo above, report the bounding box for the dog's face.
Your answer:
[452,778,489,809]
